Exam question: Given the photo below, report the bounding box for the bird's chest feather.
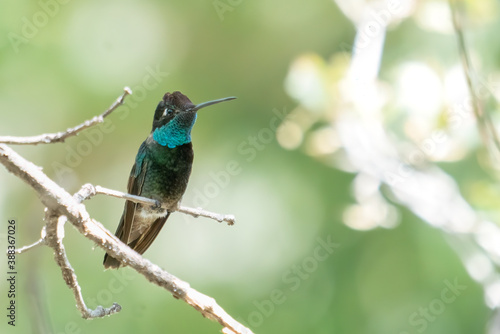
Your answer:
[141,143,194,204]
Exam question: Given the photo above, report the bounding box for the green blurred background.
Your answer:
[0,0,498,333]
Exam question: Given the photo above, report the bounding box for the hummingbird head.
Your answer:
[151,91,236,148]
[152,91,195,130]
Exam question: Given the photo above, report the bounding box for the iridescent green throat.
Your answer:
[152,113,197,149]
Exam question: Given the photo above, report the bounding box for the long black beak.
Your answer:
[192,96,236,111]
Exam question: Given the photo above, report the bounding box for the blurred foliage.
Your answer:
[0,0,498,334]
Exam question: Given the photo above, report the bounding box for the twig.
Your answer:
[0,87,132,145]
[177,205,235,225]
[449,0,500,167]
[44,211,121,318]
[74,183,157,206]
[13,225,47,254]
[0,143,253,334]
[14,237,45,254]
[74,183,236,225]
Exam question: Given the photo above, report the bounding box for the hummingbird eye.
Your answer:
[163,107,174,116]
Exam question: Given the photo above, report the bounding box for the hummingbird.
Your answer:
[103,91,236,269]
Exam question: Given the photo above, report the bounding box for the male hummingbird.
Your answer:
[103,91,236,269]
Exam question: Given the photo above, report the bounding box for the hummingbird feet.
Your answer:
[152,199,162,210]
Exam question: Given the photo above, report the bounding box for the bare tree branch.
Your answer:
[74,183,236,225]
[0,87,132,145]
[44,211,121,318]
[0,145,252,333]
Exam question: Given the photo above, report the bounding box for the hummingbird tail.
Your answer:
[102,213,171,269]
[103,252,121,269]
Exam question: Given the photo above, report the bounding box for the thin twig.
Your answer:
[0,144,252,334]
[12,226,47,254]
[14,237,45,254]
[0,87,132,145]
[44,211,121,318]
[74,183,236,225]
[177,205,235,225]
[449,0,500,167]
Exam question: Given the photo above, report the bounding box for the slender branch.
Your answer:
[44,211,121,318]
[449,0,500,166]
[0,87,132,145]
[14,237,45,254]
[75,183,236,225]
[178,204,235,225]
[0,143,252,334]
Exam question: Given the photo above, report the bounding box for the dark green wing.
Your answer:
[125,140,171,256]
[121,142,148,244]
[103,143,148,269]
